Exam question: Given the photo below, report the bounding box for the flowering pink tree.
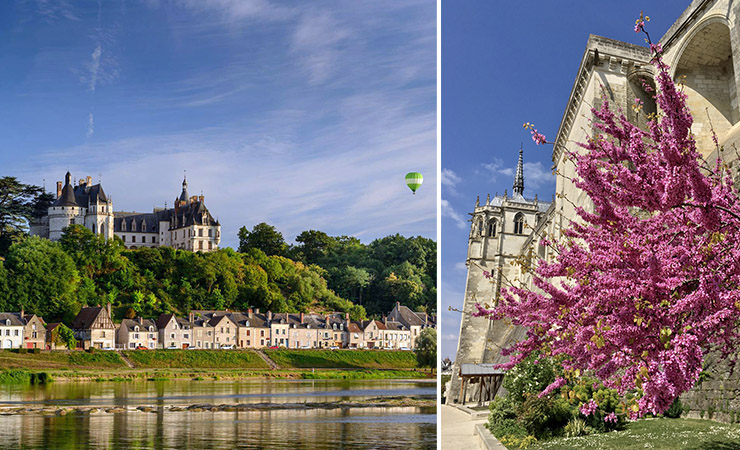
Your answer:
[477,16,740,417]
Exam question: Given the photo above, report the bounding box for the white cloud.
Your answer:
[291,10,350,85]
[442,199,467,229]
[483,159,553,190]
[454,261,467,271]
[86,44,101,93]
[86,113,94,138]
[441,168,461,195]
[21,0,79,23]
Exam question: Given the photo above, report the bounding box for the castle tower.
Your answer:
[447,147,551,405]
[48,172,82,241]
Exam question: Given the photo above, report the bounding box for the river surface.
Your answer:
[0,379,437,449]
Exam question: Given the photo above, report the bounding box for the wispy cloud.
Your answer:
[442,199,467,229]
[454,261,467,271]
[86,44,102,93]
[483,159,553,191]
[291,10,350,85]
[87,113,94,138]
[441,168,461,195]
[20,0,79,23]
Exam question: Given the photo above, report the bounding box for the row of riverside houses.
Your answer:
[0,303,435,351]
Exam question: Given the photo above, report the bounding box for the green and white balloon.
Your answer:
[405,172,423,194]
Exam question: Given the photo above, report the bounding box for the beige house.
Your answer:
[117,318,158,349]
[236,310,270,348]
[269,312,290,347]
[156,313,193,349]
[71,305,116,349]
[347,322,364,349]
[209,314,238,348]
[359,320,385,349]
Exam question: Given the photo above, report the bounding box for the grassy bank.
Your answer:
[0,349,126,370]
[121,350,268,369]
[264,349,419,369]
[531,418,740,449]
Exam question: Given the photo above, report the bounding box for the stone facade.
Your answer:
[31,173,221,252]
[449,0,740,413]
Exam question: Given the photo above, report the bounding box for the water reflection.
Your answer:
[0,380,437,449]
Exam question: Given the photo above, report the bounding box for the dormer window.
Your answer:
[142,221,146,232]
[122,221,127,231]
[132,221,137,232]
[5,319,9,326]
[149,326,154,332]
[134,326,139,332]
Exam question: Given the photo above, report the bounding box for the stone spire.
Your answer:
[178,173,189,204]
[513,145,524,196]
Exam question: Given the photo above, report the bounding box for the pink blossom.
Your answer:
[485,18,740,417]
[604,412,617,423]
[580,399,598,416]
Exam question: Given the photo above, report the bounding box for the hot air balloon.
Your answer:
[405,172,423,194]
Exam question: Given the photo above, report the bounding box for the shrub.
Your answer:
[664,397,684,418]
[18,348,27,354]
[517,394,571,439]
[31,348,41,354]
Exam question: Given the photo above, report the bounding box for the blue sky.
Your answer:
[0,0,436,249]
[441,2,691,361]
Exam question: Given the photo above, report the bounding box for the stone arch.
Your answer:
[513,212,525,235]
[673,17,737,157]
[487,218,498,237]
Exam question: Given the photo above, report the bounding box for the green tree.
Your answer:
[0,177,44,256]
[238,222,287,256]
[415,328,436,369]
[53,323,77,350]
[4,236,80,322]
[293,229,336,264]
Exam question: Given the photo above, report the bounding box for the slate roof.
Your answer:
[0,313,26,326]
[71,307,106,330]
[120,318,157,332]
[384,321,407,331]
[460,363,505,377]
[155,313,177,329]
[114,201,219,233]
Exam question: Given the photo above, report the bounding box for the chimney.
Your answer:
[300,312,304,324]
[255,308,260,315]
[247,308,253,318]
[383,315,387,325]
[267,311,272,322]
[199,194,204,203]
[79,178,85,186]
[396,301,400,310]
[189,312,194,323]
[86,176,92,186]
[345,312,349,321]
[20,307,24,319]
[139,317,144,325]
[106,303,111,318]
[190,195,197,204]
[56,181,62,198]
[325,315,330,327]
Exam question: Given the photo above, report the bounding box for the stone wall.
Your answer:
[681,353,740,423]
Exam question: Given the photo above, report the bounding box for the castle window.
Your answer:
[151,236,156,243]
[142,221,146,232]
[209,229,212,237]
[122,235,126,242]
[208,241,212,250]
[122,221,126,231]
[198,229,203,237]
[132,236,136,243]
[132,221,137,232]
[514,213,524,235]
[487,220,497,237]
[92,223,96,234]
[199,241,204,250]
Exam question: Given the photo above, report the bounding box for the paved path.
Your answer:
[117,351,134,368]
[441,405,507,450]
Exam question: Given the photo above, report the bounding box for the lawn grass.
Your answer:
[531,418,740,450]
[0,349,127,369]
[264,349,418,369]
[120,349,269,369]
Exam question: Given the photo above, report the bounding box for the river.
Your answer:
[0,378,437,449]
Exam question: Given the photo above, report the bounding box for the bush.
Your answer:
[31,348,41,354]
[18,348,27,354]
[517,394,571,439]
[664,397,685,418]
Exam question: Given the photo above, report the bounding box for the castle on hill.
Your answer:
[30,172,221,252]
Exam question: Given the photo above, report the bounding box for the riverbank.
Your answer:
[0,348,431,383]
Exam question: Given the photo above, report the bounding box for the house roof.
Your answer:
[71,307,107,330]
[120,318,157,332]
[347,322,362,333]
[0,313,25,326]
[155,313,177,329]
[394,304,425,327]
[460,363,506,377]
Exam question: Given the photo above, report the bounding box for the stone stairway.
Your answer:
[254,349,279,370]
